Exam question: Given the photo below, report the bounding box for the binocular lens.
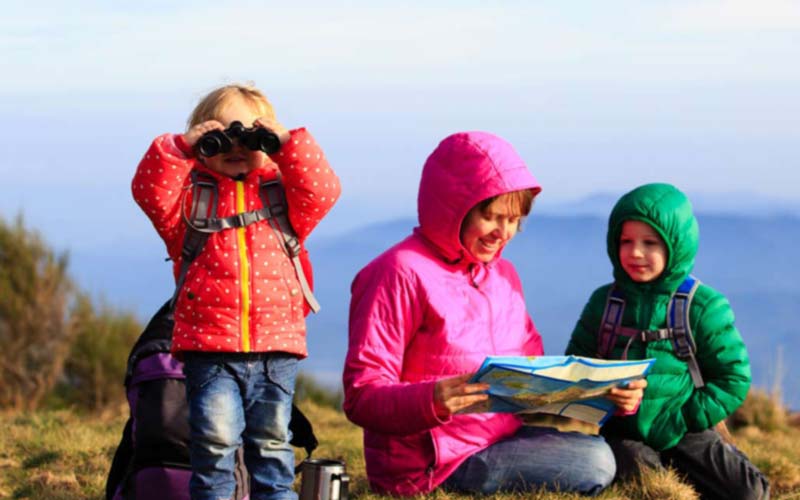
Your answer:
[196,123,281,157]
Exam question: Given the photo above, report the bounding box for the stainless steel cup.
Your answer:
[299,458,349,500]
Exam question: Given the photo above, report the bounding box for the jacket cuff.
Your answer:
[175,134,195,157]
[425,380,453,426]
[615,399,642,416]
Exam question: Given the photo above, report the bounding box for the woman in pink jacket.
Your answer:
[344,132,639,496]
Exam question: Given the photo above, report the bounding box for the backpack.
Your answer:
[596,275,705,388]
[105,300,319,500]
[174,170,320,313]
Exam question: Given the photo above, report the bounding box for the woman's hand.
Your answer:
[607,378,648,413]
[433,373,490,418]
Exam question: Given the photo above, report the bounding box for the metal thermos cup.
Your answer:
[299,458,349,500]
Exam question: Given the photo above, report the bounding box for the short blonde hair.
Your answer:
[187,84,275,130]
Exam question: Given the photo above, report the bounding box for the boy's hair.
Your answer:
[187,84,275,129]
[477,189,535,217]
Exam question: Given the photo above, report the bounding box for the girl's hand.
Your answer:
[183,120,224,148]
[433,373,490,418]
[254,116,291,145]
[607,378,647,413]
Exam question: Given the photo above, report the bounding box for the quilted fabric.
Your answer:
[133,128,340,356]
[343,132,543,495]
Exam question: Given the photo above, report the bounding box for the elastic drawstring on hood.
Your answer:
[416,131,542,264]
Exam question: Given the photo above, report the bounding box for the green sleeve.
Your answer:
[681,289,751,431]
[565,287,609,357]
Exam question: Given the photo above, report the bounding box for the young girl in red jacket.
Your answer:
[132,83,340,500]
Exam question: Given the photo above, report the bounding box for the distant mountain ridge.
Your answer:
[68,212,800,409]
[536,192,800,217]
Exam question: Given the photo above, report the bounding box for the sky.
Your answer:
[1,0,799,252]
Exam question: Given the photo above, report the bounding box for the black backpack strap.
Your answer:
[597,285,625,358]
[172,171,216,308]
[172,172,321,314]
[259,177,321,313]
[669,276,704,388]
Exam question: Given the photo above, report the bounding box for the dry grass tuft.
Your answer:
[730,388,788,432]
[28,470,80,490]
[3,392,800,499]
[619,466,699,500]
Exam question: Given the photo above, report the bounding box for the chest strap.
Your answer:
[171,171,320,313]
[596,277,704,388]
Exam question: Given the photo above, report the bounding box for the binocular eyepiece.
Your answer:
[196,121,281,157]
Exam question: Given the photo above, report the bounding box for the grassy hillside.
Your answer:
[2,395,799,500]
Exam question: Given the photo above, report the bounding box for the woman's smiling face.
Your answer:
[460,197,522,263]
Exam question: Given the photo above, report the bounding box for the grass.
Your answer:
[2,395,799,499]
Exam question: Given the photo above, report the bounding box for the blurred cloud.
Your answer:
[666,0,800,32]
[1,1,798,251]
[3,1,799,94]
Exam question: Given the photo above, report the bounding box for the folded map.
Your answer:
[468,355,655,426]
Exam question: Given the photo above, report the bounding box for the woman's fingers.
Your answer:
[434,373,490,418]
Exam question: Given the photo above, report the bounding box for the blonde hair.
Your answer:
[187,84,275,130]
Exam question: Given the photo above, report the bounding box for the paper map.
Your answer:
[469,355,654,426]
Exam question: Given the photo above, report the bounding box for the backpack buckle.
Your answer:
[235,213,247,227]
[285,237,301,257]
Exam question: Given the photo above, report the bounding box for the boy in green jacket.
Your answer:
[566,183,768,500]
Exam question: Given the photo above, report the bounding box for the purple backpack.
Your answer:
[105,300,317,500]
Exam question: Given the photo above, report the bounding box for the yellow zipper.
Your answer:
[235,180,251,352]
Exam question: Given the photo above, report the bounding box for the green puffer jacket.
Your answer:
[566,183,751,450]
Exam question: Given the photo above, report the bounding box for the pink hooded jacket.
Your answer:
[342,132,544,495]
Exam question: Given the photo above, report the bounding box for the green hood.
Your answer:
[607,183,699,294]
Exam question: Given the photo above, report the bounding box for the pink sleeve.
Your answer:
[131,134,193,259]
[342,262,448,435]
[522,315,545,356]
[271,128,341,240]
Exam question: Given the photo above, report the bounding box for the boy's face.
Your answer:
[460,197,522,263]
[619,220,667,282]
[203,96,268,177]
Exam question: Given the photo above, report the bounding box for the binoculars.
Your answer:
[196,121,281,157]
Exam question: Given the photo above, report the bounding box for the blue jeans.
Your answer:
[183,352,298,500]
[442,426,616,496]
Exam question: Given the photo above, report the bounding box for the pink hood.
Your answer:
[417,131,541,263]
[343,132,544,495]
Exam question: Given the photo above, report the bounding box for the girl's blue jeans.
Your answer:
[442,425,616,496]
[183,352,298,500]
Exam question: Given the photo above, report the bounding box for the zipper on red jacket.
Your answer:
[235,180,251,352]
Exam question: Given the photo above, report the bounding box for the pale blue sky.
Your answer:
[1,0,799,251]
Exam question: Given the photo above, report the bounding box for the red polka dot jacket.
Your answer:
[132,128,340,357]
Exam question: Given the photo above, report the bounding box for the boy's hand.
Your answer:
[183,120,224,148]
[607,378,647,413]
[254,116,291,146]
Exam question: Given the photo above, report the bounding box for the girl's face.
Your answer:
[619,220,667,282]
[460,197,522,263]
[203,96,268,178]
